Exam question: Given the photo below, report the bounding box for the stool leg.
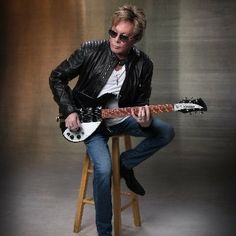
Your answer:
[130,192,141,226]
[124,135,132,150]
[124,135,142,227]
[112,137,121,236]
[73,154,91,233]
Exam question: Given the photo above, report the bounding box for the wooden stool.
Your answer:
[73,135,141,235]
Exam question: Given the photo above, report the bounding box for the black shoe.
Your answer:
[120,164,145,196]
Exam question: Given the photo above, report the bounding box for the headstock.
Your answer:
[174,98,207,114]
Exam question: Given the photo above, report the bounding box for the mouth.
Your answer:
[112,44,120,49]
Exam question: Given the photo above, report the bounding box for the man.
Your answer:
[49,5,174,236]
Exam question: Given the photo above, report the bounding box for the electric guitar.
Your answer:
[56,93,207,143]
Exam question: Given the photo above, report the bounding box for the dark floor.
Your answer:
[1,0,236,235]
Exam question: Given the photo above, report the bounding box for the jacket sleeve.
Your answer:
[135,58,153,106]
[49,48,85,117]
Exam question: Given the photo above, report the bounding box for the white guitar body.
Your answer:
[63,121,101,143]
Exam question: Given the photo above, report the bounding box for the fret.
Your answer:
[101,104,174,119]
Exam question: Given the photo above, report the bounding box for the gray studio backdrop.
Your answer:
[0,1,235,236]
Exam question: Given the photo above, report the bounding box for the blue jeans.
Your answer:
[84,116,175,236]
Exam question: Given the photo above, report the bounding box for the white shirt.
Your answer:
[98,65,129,126]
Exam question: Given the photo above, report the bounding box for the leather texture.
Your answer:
[49,40,153,117]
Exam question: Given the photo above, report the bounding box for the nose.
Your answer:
[114,34,121,43]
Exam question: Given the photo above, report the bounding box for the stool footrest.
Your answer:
[121,202,134,211]
[83,197,94,205]
[121,191,132,196]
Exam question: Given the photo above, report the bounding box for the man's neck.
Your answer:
[115,47,132,60]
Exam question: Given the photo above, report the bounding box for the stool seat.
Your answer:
[73,135,141,236]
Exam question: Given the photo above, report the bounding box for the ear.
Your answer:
[132,34,141,44]
[131,38,139,45]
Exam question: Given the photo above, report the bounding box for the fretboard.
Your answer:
[101,104,174,119]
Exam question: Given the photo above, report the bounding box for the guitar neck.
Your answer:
[101,104,174,119]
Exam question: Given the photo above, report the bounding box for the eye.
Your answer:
[119,34,129,42]
[108,29,118,38]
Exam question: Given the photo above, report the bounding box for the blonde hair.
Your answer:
[111,5,146,42]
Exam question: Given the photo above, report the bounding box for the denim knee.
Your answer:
[164,125,175,144]
[94,165,112,181]
[151,118,175,144]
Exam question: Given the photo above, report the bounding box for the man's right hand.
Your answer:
[65,112,81,131]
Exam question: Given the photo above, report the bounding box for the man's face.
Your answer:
[109,20,136,59]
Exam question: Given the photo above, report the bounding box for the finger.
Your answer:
[138,107,143,118]
[75,115,81,127]
[137,108,140,118]
[131,108,138,119]
[65,120,72,128]
[132,108,143,123]
[144,105,150,120]
[141,108,146,118]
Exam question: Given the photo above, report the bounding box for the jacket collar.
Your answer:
[107,41,139,66]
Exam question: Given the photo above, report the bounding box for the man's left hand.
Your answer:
[131,105,152,128]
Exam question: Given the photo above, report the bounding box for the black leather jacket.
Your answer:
[49,40,153,117]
